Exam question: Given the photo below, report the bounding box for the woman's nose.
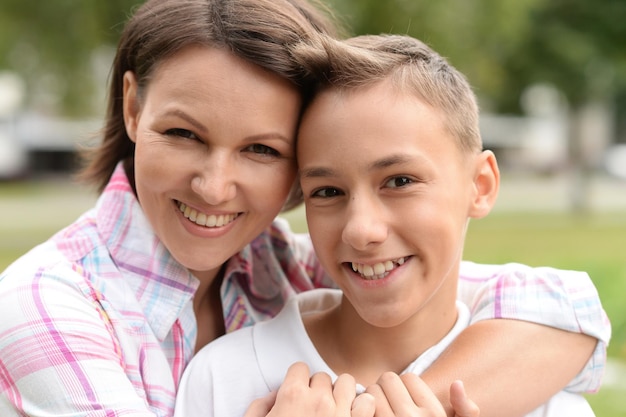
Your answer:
[190,153,237,205]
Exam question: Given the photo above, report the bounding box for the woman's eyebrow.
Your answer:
[161,109,207,133]
[161,109,291,144]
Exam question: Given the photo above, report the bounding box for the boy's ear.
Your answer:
[468,150,500,219]
[123,71,140,143]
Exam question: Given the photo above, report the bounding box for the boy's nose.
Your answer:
[341,197,388,250]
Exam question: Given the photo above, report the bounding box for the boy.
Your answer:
[175,34,596,416]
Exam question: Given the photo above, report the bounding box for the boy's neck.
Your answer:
[302,295,458,387]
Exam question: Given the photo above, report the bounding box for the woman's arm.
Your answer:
[421,319,596,417]
[426,261,611,417]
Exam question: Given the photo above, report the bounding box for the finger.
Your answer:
[376,372,445,416]
[308,371,335,415]
[364,382,393,417]
[449,380,480,417]
[333,373,358,415]
[351,393,376,417]
[283,362,312,385]
[274,363,312,405]
[310,370,333,389]
[273,363,334,416]
[377,372,415,410]
[243,391,277,417]
[398,372,446,414]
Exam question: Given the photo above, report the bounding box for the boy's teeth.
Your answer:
[178,202,238,228]
[351,257,407,280]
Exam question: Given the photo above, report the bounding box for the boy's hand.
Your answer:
[364,373,479,417]
[243,365,478,417]
[243,362,376,417]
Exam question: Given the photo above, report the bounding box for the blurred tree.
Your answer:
[330,0,626,211]
[497,0,626,211]
[327,0,545,110]
[1,0,624,151]
[496,0,625,112]
[0,0,141,116]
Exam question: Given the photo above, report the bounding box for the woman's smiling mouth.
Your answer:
[177,201,240,228]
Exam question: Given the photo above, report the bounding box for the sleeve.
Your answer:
[457,261,611,394]
[272,217,335,290]
[0,265,158,416]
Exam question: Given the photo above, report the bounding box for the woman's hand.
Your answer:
[449,380,480,417]
[365,373,479,417]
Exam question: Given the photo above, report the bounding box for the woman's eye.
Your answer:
[165,128,199,141]
[311,187,343,198]
[245,144,280,156]
[385,176,413,188]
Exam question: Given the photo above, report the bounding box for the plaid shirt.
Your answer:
[0,164,610,416]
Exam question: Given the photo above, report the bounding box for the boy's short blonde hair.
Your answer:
[293,34,482,153]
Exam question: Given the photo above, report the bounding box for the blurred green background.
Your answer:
[1,0,625,415]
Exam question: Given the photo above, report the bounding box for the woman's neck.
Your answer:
[192,266,226,353]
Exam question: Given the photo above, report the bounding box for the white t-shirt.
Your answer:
[174,289,594,417]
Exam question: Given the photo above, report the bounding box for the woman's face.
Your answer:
[123,45,300,282]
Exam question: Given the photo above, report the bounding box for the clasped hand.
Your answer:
[244,362,479,417]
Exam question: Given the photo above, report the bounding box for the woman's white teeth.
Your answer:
[178,202,237,228]
[351,257,407,280]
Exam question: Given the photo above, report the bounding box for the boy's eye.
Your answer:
[311,187,343,198]
[245,144,280,157]
[165,128,199,141]
[384,176,413,188]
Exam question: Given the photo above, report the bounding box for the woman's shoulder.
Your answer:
[0,212,114,312]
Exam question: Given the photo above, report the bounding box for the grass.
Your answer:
[2,180,625,415]
[587,386,626,416]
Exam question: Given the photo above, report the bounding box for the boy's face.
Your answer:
[298,80,496,330]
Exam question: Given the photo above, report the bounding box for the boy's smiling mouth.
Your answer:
[177,201,240,228]
[349,256,410,280]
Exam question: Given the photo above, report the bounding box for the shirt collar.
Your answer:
[96,163,199,340]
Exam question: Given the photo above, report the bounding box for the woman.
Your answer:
[0,0,609,416]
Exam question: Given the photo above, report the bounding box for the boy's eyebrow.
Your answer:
[300,154,416,178]
[300,166,335,178]
[369,154,413,170]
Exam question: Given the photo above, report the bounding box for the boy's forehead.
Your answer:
[306,79,436,123]
[312,78,423,109]
[299,80,469,163]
